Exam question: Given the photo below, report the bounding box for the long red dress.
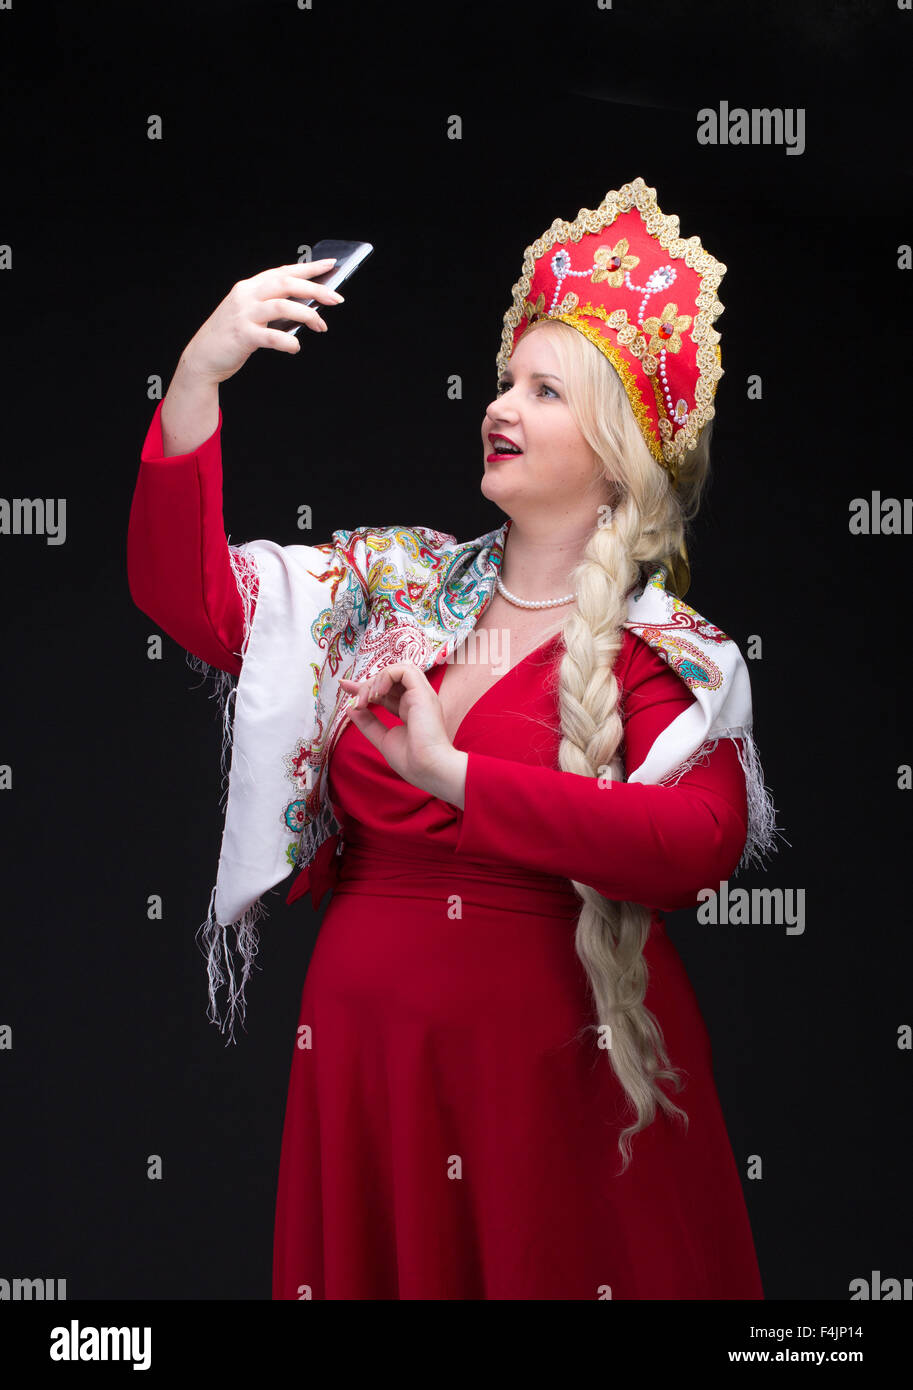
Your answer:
[128,400,764,1300]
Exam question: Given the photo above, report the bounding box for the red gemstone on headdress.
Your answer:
[610,255,621,269]
[660,323,674,338]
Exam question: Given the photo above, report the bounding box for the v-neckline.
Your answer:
[431,631,564,747]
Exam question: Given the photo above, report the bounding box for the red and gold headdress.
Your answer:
[496,176,726,490]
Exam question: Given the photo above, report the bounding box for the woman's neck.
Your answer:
[499,516,593,603]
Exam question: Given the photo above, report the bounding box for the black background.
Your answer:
[1,0,911,1303]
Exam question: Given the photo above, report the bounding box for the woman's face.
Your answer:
[480,329,603,512]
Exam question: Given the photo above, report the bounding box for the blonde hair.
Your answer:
[521,317,714,1171]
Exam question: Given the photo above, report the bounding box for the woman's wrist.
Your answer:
[160,351,220,458]
[423,749,468,810]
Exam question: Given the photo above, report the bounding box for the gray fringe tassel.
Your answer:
[659,728,788,876]
[731,727,789,872]
[183,543,266,1043]
[194,885,267,1045]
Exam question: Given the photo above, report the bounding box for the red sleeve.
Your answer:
[126,399,254,677]
[452,633,749,912]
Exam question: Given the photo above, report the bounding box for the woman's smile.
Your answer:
[486,432,524,462]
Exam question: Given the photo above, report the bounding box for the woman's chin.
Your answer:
[480,469,512,501]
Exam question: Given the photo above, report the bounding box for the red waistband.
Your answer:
[330,826,664,928]
[333,824,582,917]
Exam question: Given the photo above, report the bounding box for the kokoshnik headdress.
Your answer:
[187,177,780,1042]
[497,175,726,600]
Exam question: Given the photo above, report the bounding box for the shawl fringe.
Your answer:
[659,729,788,874]
[185,543,262,1042]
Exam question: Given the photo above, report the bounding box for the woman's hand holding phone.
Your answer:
[181,260,345,385]
[159,252,363,456]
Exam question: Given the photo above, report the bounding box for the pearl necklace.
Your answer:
[496,575,576,610]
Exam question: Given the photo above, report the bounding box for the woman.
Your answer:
[128,177,779,1300]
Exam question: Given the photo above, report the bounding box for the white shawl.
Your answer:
[187,518,781,1040]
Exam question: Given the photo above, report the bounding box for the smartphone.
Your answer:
[267,239,374,334]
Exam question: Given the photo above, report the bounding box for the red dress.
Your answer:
[128,401,764,1301]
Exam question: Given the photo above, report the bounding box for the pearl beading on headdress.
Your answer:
[658,353,687,424]
[546,250,690,430]
[547,249,593,314]
[625,265,678,328]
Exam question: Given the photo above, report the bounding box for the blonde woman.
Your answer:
[128,178,778,1300]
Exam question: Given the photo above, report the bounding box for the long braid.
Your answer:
[523,317,713,1171]
[557,512,688,1173]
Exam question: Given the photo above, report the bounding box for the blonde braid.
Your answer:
[521,316,714,1171]
[557,509,689,1173]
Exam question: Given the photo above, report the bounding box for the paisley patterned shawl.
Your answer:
[191,518,782,1038]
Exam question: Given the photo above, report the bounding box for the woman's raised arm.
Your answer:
[127,394,248,675]
[126,261,346,674]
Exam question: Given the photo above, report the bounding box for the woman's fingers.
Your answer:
[340,673,393,711]
[340,665,421,712]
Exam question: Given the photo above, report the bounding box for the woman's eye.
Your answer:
[495,381,557,398]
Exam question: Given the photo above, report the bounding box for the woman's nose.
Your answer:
[486,386,516,418]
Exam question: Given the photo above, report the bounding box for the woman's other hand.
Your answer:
[339,665,468,808]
